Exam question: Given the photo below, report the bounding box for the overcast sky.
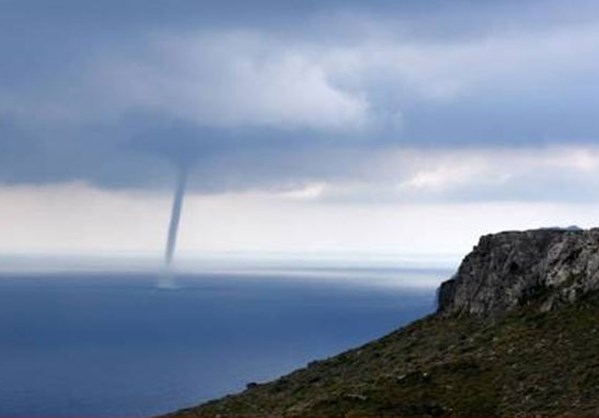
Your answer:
[2,0,599,262]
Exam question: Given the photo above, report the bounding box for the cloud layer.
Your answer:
[2,0,599,202]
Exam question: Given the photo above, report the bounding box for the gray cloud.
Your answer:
[2,0,599,202]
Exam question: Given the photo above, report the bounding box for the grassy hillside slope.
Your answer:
[170,291,599,416]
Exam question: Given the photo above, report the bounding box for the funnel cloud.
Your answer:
[159,165,188,288]
[165,165,188,266]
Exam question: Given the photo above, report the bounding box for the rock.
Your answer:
[438,228,599,316]
[343,393,367,401]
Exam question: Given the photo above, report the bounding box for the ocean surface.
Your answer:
[0,268,447,417]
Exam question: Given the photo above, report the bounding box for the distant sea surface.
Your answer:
[0,268,447,417]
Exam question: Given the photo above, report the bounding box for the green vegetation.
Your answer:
[170,291,599,416]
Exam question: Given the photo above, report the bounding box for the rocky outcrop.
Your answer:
[438,227,599,316]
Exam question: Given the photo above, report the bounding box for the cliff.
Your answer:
[167,228,599,417]
[438,227,599,315]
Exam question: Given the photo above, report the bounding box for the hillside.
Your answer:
[168,228,599,416]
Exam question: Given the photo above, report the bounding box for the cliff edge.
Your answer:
[438,227,599,315]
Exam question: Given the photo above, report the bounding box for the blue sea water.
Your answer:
[0,269,445,417]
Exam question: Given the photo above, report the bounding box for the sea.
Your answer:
[0,265,450,417]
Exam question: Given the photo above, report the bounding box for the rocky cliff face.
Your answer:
[438,227,599,316]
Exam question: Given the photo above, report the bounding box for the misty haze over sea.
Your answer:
[0,261,447,417]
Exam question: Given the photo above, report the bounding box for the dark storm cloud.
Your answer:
[2,0,599,199]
